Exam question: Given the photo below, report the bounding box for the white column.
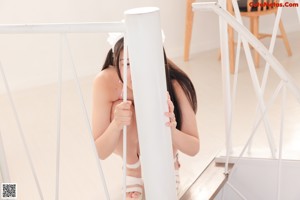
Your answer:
[218,0,233,173]
[124,7,177,200]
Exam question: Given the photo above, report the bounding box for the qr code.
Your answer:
[1,183,17,199]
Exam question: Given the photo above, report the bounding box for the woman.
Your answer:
[92,37,199,200]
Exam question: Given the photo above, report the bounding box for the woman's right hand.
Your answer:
[112,101,133,131]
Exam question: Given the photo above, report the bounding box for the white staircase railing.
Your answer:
[0,22,125,200]
[193,1,300,199]
[0,7,178,200]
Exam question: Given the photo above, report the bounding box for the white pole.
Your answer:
[0,130,10,183]
[231,0,243,138]
[124,7,177,200]
[55,34,63,200]
[218,0,233,174]
[122,35,128,200]
[277,83,286,200]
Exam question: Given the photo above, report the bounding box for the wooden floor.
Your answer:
[180,161,232,200]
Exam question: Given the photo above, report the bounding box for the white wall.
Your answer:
[0,0,299,93]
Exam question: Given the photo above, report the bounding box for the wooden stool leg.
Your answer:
[252,16,260,68]
[184,0,195,61]
[278,19,292,56]
[227,0,235,74]
[228,26,235,74]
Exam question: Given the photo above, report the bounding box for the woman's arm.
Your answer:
[92,74,132,159]
[166,81,200,156]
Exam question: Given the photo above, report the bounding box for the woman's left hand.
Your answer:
[165,92,177,131]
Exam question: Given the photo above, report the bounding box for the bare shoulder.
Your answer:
[93,66,120,101]
[94,66,116,82]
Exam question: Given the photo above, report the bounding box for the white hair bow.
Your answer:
[107,32,124,53]
[107,30,165,52]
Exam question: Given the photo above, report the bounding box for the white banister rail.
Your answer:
[0,22,125,34]
[193,1,300,199]
[231,0,285,156]
[0,21,123,200]
[193,2,300,167]
[0,22,122,200]
[0,7,178,200]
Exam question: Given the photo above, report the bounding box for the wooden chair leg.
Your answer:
[184,0,195,61]
[252,16,260,68]
[278,19,292,56]
[228,26,235,74]
[227,0,235,74]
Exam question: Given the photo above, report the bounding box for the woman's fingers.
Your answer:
[117,101,132,109]
[165,111,175,119]
[168,99,174,111]
[167,92,174,112]
[115,101,132,112]
[165,111,177,127]
[165,120,177,127]
[113,101,133,128]
[165,92,177,128]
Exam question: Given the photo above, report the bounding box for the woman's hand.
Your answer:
[165,92,177,131]
[112,101,133,131]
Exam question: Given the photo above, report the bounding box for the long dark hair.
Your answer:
[102,38,197,130]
